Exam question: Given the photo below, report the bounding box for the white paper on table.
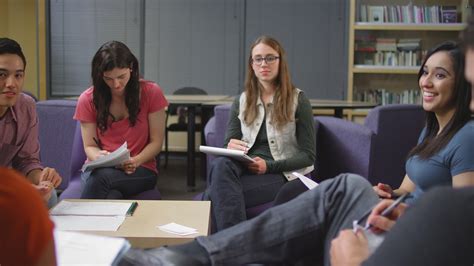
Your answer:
[54,230,130,266]
[158,222,198,236]
[292,172,319,190]
[50,201,132,216]
[51,215,126,231]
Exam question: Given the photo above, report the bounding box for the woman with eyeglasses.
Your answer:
[205,35,316,232]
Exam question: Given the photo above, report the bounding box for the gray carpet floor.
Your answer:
[156,153,207,200]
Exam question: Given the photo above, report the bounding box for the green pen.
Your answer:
[126,201,138,216]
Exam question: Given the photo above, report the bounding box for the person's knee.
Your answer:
[209,157,240,184]
[210,157,235,171]
[335,173,371,190]
[85,169,113,187]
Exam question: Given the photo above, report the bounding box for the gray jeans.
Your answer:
[197,173,380,266]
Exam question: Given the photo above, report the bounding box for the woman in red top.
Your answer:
[74,41,168,199]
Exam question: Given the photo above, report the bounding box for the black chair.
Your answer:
[164,87,207,168]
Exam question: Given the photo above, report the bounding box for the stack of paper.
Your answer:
[158,222,198,236]
[81,142,130,172]
[54,230,130,266]
[50,201,133,231]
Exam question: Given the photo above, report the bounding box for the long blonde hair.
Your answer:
[243,36,296,129]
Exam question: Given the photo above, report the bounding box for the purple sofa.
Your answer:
[37,100,78,190]
[203,103,425,217]
[315,104,425,188]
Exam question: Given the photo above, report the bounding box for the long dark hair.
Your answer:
[408,41,471,159]
[91,40,140,133]
[243,35,295,129]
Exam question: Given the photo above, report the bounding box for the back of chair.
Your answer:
[59,122,86,200]
[365,104,425,187]
[315,116,373,181]
[37,100,77,190]
[69,122,87,180]
[169,87,207,115]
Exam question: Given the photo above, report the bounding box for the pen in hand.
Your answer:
[364,193,409,230]
[353,193,409,232]
[93,137,103,150]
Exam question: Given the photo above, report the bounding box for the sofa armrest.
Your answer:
[315,116,373,181]
[36,100,77,190]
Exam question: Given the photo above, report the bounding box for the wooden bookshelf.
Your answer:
[348,0,473,105]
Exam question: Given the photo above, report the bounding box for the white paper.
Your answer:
[351,224,385,255]
[52,215,126,231]
[54,230,130,266]
[158,222,198,236]
[199,145,255,163]
[50,201,132,216]
[292,172,319,190]
[82,142,130,172]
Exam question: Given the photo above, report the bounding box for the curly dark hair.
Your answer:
[91,40,140,133]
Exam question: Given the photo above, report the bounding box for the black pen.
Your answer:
[364,193,409,230]
[126,201,138,216]
[354,193,409,231]
[93,137,103,150]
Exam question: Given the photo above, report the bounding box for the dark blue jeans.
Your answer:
[81,167,157,199]
[206,157,286,231]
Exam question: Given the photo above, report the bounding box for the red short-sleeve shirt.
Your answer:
[74,80,168,172]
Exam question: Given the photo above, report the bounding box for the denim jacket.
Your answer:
[237,89,314,181]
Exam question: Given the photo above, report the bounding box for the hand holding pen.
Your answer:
[353,193,408,234]
[92,137,110,160]
[365,194,409,234]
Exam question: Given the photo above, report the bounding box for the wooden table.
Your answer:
[53,199,211,248]
[309,99,378,118]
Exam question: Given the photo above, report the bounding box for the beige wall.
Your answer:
[0,0,46,99]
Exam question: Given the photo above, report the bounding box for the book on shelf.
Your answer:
[375,38,397,51]
[368,6,384,23]
[358,4,460,24]
[355,88,421,105]
[355,37,423,67]
[440,6,458,23]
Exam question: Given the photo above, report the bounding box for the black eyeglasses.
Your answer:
[252,55,280,66]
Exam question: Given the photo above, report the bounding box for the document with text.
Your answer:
[81,142,130,172]
[55,230,130,266]
[50,201,134,231]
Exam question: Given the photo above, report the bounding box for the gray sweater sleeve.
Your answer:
[222,97,242,148]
